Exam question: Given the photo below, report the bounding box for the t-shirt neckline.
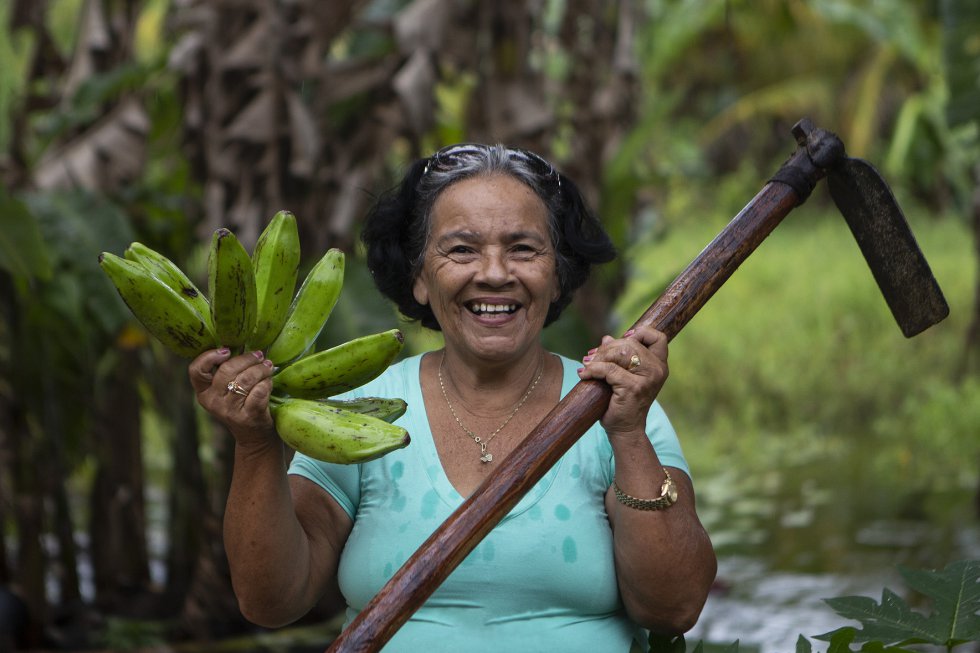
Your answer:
[405,352,574,520]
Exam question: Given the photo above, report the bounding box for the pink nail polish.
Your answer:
[217,347,230,355]
[582,355,593,362]
[252,350,264,360]
[577,367,585,374]
[624,329,635,337]
[587,347,597,355]
[263,359,274,368]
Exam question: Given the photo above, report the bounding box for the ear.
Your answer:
[413,274,430,306]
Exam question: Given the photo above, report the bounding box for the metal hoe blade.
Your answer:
[827,157,950,337]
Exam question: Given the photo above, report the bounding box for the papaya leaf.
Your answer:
[649,632,687,653]
[825,627,858,653]
[817,589,936,645]
[796,634,813,653]
[898,559,980,645]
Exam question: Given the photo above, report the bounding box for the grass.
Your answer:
[614,206,978,493]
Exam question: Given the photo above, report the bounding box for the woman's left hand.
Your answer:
[576,325,669,438]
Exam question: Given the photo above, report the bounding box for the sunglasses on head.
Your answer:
[422,143,561,192]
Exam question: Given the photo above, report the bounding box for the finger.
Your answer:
[211,351,272,390]
[577,358,643,385]
[242,375,274,406]
[231,358,276,395]
[624,326,668,358]
[188,347,232,393]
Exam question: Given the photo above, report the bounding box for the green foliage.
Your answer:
[941,0,980,129]
[0,190,52,281]
[647,561,980,653]
[619,207,975,490]
[97,617,168,649]
[818,560,980,650]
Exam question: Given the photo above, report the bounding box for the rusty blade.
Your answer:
[827,157,949,337]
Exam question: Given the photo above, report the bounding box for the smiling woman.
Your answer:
[199,143,717,652]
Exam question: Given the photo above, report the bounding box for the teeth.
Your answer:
[470,303,517,314]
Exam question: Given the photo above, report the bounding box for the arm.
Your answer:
[577,328,716,633]
[189,348,354,627]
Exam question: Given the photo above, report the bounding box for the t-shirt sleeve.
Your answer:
[645,400,689,479]
[288,454,361,519]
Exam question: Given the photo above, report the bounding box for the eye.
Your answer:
[510,243,542,259]
[444,244,479,262]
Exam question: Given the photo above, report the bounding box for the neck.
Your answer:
[438,346,548,414]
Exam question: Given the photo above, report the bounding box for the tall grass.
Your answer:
[615,207,978,493]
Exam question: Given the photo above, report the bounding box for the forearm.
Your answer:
[608,436,717,633]
[223,437,320,626]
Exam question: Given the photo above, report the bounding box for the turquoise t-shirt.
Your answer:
[288,353,689,652]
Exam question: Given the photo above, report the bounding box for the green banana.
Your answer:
[315,396,408,423]
[124,241,214,334]
[248,210,301,351]
[272,328,404,399]
[270,396,411,464]
[99,252,217,358]
[208,228,257,350]
[265,248,345,365]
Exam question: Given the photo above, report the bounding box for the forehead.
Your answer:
[429,174,550,236]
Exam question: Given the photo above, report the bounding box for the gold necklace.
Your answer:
[438,355,544,463]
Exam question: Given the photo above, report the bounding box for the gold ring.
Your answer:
[226,380,249,397]
[627,354,641,372]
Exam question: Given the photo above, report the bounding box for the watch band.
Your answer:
[612,468,677,511]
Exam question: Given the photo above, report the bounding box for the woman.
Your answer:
[189,144,717,651]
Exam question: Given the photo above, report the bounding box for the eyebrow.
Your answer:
[435,229,548,245]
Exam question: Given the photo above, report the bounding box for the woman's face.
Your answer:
[413,173,560,363]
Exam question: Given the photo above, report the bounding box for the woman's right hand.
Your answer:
[188,348,277,447]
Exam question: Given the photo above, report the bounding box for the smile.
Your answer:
[467,302,518,315]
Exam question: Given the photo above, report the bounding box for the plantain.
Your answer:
[265,248,345,365]
[270,396,411,464]
[124,241,214,334]
[315,396,408,423]
[248,210,301,351]
[208,228,257,350]
[99,252,217,358]
[272,328,404,399]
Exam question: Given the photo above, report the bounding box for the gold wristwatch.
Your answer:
[613,468,678,511]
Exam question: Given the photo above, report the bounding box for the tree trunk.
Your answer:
[89,348,150,613]
[7,405,47,647]
[179,424,247,639]
[163,368,206,613]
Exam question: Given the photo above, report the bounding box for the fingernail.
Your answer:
[582,355,593,363]
[263,360,274,368]
[217,347,230,355]
[587,347,597,355]
[624,329,635,337]
[252,350,264,360]
[576,367,585,374]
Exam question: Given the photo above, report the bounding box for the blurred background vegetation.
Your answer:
[0,0,977,651]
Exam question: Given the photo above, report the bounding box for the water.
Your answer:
[682,460,980,653]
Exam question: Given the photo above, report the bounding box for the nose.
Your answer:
[475,248,511,286]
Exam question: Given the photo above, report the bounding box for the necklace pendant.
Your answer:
[480,452,493,463]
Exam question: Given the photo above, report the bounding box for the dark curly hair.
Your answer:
[361,144,616,331]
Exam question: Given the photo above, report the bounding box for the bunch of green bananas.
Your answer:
[99,210,410,465]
